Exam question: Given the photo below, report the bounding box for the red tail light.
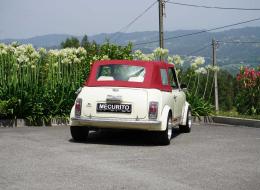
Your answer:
[75,98,82,117]
[149,101,158,120]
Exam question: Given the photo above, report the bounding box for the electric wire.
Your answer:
[166,1,260,11]
[134,17,260,46]
[110,1,157,42]
[186,44,211,56]
[217,41,260,44]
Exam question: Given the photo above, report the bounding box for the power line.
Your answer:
[187,44,211,56]
[134,17,260,46]
[166,1,260,11]
[217,41,260,44]
[110,1,157,41]
[184,41,260,57]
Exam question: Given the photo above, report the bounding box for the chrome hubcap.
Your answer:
[167,117,172,140]
[188,110,192,128]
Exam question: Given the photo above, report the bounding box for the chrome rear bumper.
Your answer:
[70,116,162,131]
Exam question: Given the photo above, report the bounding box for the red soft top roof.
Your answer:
[85,60,175,92]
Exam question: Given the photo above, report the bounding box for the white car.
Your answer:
[70,60,191,145]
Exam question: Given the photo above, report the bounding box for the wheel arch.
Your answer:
[180,101,190,126]
[160,105,172,131]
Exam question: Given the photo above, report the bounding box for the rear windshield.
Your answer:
[96,64,145,82]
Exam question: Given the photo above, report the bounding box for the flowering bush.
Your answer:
[0,42,132,124]
[235,66,260,115]
[0,44,217,122]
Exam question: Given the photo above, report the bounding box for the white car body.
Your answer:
[70,87,188,131]
[70,60,192,145]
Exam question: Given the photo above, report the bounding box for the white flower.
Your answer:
[61,57,70,64]
[73,57,80,64]
[206,65,213,70]
[175,68,181,75]
[133,50,145,60]
[191,56,205,69]
[161,48,169,56]
[172,55,183,66]
[194,56,205,65]
[38,48,47,55]
[49,49,59,57]
[167,56,173,64]
[0,49,7,55]
[205,65,219,72]
[17,54,28,63]
[191,62,198,69]
[212,66,220,72]
[153,47,169,58]
[30,51,40,59]
[76,47,86,55]
[101,55,110,60]
[195,67,207,74]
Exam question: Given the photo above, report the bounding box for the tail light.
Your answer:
[75,98,82,117]
[149,101,158,120]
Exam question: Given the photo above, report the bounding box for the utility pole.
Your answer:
[212,39,219,113]
[158,0,165,51]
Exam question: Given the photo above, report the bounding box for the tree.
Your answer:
[61,37,80,48]
[81,35,90,48]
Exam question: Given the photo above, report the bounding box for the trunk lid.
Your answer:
[80,87,148,119]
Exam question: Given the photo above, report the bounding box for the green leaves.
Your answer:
[235,66,260,115]
[186,93,214,117]
[0,42,133,124]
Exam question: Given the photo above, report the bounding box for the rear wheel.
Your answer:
[70,126,89,141]
[179,108,192,133]
[157,113,172,145]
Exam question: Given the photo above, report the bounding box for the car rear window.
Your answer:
[96,64,145,82]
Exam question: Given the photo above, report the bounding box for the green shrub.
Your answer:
[186,92,214,117]
[235,66,260,115]
[0,42,133,124]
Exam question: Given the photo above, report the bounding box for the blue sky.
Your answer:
[1,0,260,39]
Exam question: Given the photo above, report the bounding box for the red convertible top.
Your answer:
[85,60,175,92]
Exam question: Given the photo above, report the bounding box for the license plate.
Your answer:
[96,103,132,113]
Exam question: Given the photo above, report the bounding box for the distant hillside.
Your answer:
[1,34,74,49]
[1,27,260,74]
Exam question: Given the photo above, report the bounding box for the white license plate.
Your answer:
[96,103,132,113]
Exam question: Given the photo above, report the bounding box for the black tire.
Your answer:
[179,108,191,133]
[70,126,89,141]
[157,113,172,145]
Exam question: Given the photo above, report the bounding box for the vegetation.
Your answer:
[61,37,80,48]
[0,39,132,125]
[235,66,260,115]
[0,37,259,124]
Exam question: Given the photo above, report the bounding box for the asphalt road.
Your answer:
[0,124,260,190]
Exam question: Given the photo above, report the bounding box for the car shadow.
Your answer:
[69,128,182,146]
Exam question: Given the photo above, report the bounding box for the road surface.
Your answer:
[0,124,259,190]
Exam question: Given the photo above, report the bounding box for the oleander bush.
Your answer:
[235,66,260,115]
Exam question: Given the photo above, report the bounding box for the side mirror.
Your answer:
[180,84,187,89]
[75,87,82,95]
[180,84,187,92]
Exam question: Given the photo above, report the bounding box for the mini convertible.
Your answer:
[70,60,192,145]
